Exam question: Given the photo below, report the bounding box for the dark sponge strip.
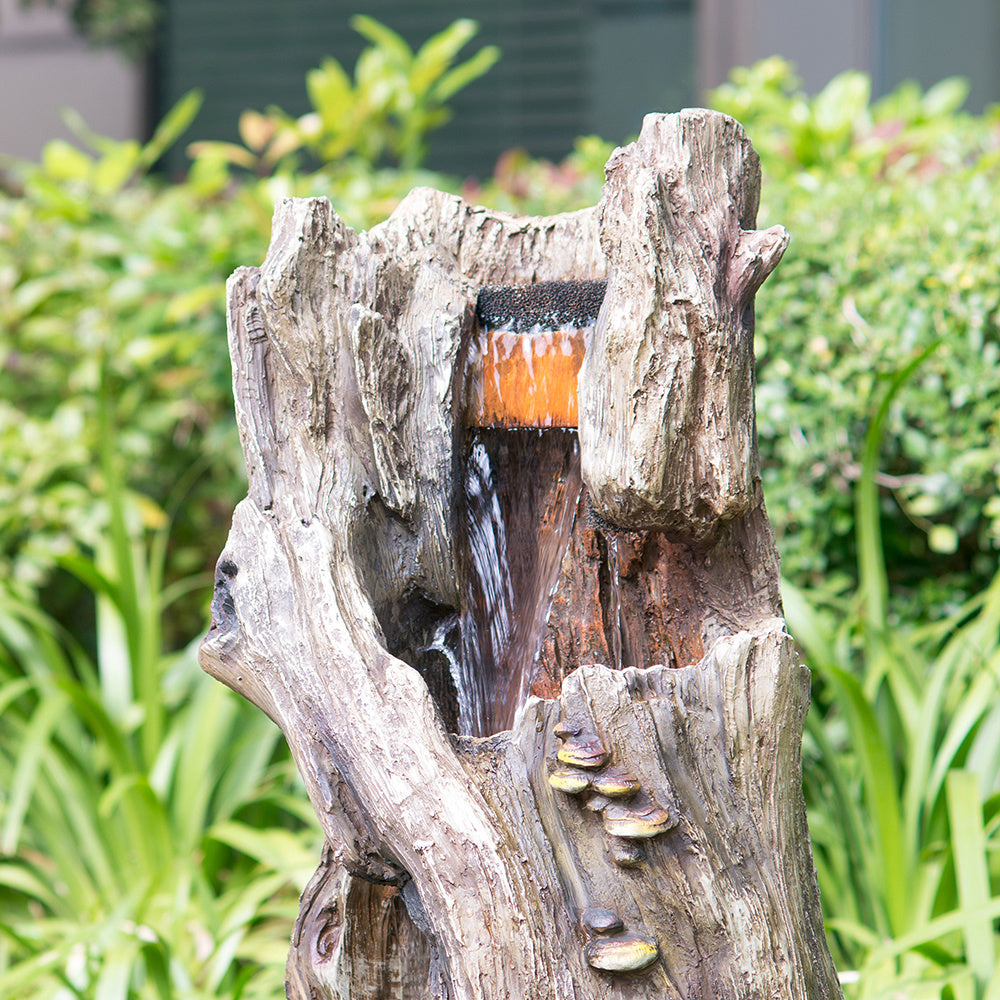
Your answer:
[476,279,607,333]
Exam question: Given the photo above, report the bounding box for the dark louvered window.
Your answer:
[155,0,694,179]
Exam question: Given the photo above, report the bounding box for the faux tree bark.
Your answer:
[199,110,842,1000]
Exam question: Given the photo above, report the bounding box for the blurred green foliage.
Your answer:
[188,15,499,174]
[0,504,315,1000]
[786,350,1000,998]
[711,58,1000,614]
[460,134,612,216]
[0,92,255,646]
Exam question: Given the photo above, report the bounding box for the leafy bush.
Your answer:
[711,59,1000,614]
[188,15,499,175]
[460,134,613,216]
[785,353,1000,998]
[460,61,1000,619]
[0,92,259,645]
[0,399,318,999]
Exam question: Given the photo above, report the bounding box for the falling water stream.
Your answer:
[457,436,513,737]
[449,278,623,736]
[455,436,635,735]
[604,533,624,673]
[459,428,585,737]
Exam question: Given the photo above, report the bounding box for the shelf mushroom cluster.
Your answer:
[549,717,675,973]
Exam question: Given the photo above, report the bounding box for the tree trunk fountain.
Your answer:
[199,109,842,1000]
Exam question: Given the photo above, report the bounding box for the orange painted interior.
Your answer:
[469,327,586,428]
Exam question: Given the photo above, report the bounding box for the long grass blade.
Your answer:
[856,341,939,632]
[1,687,70,854]
[946,770,995,991]
[863,897,1000,970]
[804,710,880,932]
[926,657,1000,820]
[816,661,910,935]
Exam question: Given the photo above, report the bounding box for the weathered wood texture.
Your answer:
[199,110,841,1000]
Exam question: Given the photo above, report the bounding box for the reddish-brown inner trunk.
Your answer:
[458,318,705,737]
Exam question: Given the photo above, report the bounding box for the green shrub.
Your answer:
[786,353,1000,998]
[711,59,1000,614]
[187,15,498,176]
[0,423,318,998]
[461,134,613,216]
[0,92,257,639]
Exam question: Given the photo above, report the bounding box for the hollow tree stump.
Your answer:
[199,110,842,1000]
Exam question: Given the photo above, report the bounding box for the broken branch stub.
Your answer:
[580,112,789,546]
[200,110,840,1000]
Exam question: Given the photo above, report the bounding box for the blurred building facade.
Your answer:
[0,0,143,160]
[2,0,999,174]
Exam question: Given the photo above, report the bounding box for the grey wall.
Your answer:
[698,0,1000,110]
[880,0,1000,110]
[698,0,874,96]
[155,0,696,179]
[0,0,143,162]
[590,6,695,142]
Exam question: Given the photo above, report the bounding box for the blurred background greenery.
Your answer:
[2,11,1000,1000]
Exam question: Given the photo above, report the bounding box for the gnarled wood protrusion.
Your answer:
[580,112,788,546]
[200,110,840,1000]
